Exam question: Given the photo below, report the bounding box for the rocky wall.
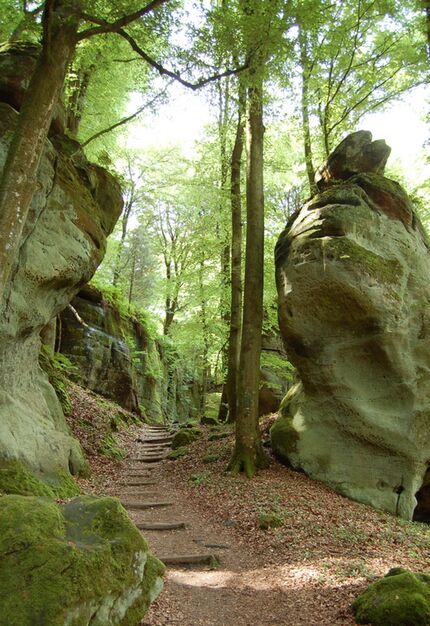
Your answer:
[0,45,122,492]
[272,131,430,520]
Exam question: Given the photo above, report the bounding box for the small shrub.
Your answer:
[258,511,284,530]
[203,453,220,464]
[189,472,210,486]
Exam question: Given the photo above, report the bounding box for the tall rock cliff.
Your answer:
[272,131,430,520]
[0,44,122,493]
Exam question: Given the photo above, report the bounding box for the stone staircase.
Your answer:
[120,424,221,568]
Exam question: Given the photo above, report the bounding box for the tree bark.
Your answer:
[226,85,245,423]
[228,76,267,477]
[0,0,80,305]
[299,26,317,194]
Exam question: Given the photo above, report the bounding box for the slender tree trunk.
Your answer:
[226,86,245,423]
[66,63,95,135]
[228,77,267,477]
[0,1,80,305]
[128,249,136,304]
[112,190,134,286]
[299,27,317,194]
[198,258,210,414]
[216,79,231,422]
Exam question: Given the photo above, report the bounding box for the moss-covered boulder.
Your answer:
[273,131,430,520]
[0,494,164,625]
[352,569,430,625]
[171,427,202,450]
[167,446,188,460]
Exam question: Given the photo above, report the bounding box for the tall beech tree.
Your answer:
[225,83,245,424]
[0,0,245,306]
[228,0,283,476]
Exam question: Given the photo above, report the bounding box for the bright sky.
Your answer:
[125,82,429,186]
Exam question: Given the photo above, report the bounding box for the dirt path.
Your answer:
[106,425,359,626]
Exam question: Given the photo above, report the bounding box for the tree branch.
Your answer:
[77,0,170,40]
[116,29,248,91]
[80,82,172,149]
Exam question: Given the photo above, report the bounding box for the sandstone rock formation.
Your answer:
[0,494,164,625]
[272,130,430,520]
[59,285,161,417]
[0,45,122,493]
[259,329,293,416]
[59,284,200,423]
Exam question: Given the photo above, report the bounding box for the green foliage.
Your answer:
[90,277,158,338]
[258,511,284,530]
[189,471,211,486]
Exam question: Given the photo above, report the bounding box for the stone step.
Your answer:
[137,521,187,531]
[120,501,173,510]
[140,437,174,444]
[130,456,166,463]
[159,553,218,567]
[120,481,157,487]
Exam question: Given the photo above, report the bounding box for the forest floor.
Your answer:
[70,387,430,626]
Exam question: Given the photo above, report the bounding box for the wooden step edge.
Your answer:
[119,481,157,487]
[129,456,167,463]
[159,553,219,567]
[120,501,173,510]
[137,521,187,531]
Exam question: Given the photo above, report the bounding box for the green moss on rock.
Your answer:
[171,428,201,450]
[352,569,430,626]
[270,417,299,463]
[0,495,164,626]
[0,459,54,497]
[167,446,189,460]
[45,469,80,498]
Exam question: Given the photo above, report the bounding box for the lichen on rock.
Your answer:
[0,495,164,626]
[272,130,430,520]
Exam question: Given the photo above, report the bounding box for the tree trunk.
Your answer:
[228,77,267,477]
[66,63,95,135]
[112,189,134,287]
[198,258,210,414]
[299,26,317,194]
[226,85,245,423]
[128,248,136,305]
[0,1,80,305]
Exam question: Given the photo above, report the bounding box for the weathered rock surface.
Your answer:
[0,46,122,492]
[60,284,200,423]
[0,494,164,625]
[272,131,430,520]
[259,330,293,416]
